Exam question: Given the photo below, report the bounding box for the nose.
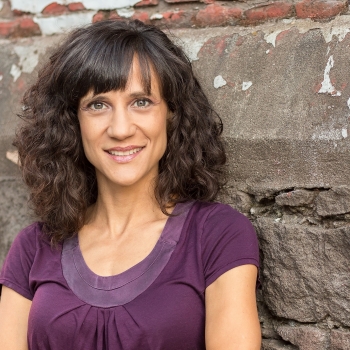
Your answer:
[107,106,136,140]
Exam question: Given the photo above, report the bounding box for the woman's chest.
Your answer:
[28,273,206,350]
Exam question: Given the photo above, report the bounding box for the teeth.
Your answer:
[109,147,142,156]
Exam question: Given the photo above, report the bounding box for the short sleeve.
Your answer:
[0,223,39,300]
[201,204,259,287]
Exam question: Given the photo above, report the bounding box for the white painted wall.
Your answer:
[11,0,139,14]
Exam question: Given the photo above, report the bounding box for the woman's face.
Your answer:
[78,58,169,191]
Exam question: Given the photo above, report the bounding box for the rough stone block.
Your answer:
[262,339,298,350]
[42,2,68,15]
[244,2,293,24]
[330,329,350,350]
[275,189,316,207]
[295,0,347,19]
[67,2,86,11]
[256,218,350,326]
[194,3,242,27]
[315,186,350,216]
[277,325,329,350]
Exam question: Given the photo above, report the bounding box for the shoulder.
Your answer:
[190,201,254,231]
[10,222,49,255]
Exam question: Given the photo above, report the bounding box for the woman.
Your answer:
[0,20,260,349]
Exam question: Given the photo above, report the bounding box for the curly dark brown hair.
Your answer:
[14,19,227,243]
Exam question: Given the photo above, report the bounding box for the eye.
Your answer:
[132,99,151,108]
[89,102,106,110]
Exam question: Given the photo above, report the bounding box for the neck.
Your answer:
[84,177,165,238]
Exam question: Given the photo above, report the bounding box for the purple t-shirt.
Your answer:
[0,201,259,350]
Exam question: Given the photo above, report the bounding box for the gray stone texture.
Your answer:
[330,329,350,350]
[277,325,329,350]
[256,218,350,326]
[276,189,316,207]
[316,186,350,216]
[262,339,298,350]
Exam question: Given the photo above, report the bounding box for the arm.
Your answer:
[205,264,261,350]
[0,286,31,350]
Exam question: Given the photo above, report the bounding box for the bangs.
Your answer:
[58,31,153,105]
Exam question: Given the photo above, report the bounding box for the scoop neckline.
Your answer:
[61,201,194,306]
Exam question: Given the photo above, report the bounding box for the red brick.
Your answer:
[92,11,106,23]
[109,11,122,19]
[0,21,15,37]
[68,2,85,11]
[42,2,68,15]
[0,17,41,38]
[200,0,216,3]
[134,0,159,6]
[295,0,347,19]
[244,2,293,23]
[13,9,24,16]
[165,0,199,2]
[132,11,151,23]
[194,4,242,27]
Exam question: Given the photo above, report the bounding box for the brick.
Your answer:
[67,2,85,11]
[109,11,122,19]
[295,0,347,19]
[194,3,242,27]
[0,17,41,38]
[42,2,68,15]
[200,0,216,4]
[0,21,15,37]
[165,0,198,2]
[134,0,159,6]
[244,2,293,23]
[331,329,350,350]
[132,11,150,23]
[92,11,106,23]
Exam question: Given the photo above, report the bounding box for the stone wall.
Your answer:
[1,1,350,349]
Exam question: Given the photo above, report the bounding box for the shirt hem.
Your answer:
[0,278,33,300]
[205,258,259,288]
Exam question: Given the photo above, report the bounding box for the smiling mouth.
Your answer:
[107,147,143,156]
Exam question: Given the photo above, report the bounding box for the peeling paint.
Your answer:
[34,12,95,36]
[150,13,163,20]
[81,0,139,11]
[318,56,341,97]
[264,30,282,48]
[214,75,227,89]
[117,8,135,18]
[266,49,270,54]
[0,1,3,12]
[342,128,348,138]
[347,97,350,109]
[312,128,343,141]
[10,64,21,82]
[242,81,252,91]
[175,32,217,62]
[11,0,139,13]
[6,150,19,165]
[0,75,3,82]
[321,26,350,44]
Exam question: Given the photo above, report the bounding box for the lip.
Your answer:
[105,146,144,164]
[107,145,144,152]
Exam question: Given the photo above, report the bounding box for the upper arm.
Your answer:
[0,286,31,350]
[205,265,261,350]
